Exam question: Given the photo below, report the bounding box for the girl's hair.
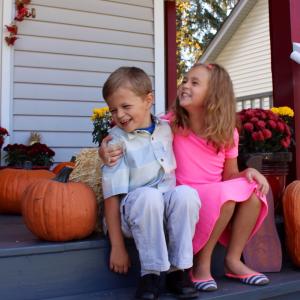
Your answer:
[102,66,152,100]
[172,63,236,151]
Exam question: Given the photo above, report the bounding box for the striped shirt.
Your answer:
[102,117,177,199]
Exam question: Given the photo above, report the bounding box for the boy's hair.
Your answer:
[172,63,236,151]
[102,66,152,101]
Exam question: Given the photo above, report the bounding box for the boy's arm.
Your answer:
[104,195,131,274]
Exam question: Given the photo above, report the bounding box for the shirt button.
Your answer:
[151,137,154,140]
[160,158,164,162]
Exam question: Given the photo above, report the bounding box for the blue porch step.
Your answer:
[1,215,300,300]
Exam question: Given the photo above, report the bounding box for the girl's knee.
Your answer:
[221,201,236,216]
[248,193,262,207]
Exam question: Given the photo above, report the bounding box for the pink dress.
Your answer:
[172,129,268,254]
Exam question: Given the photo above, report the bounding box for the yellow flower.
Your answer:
[91,107,110,121]
[271,106,294,117]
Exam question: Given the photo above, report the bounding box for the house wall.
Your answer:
[215,0,272,99]
[10,0,156,162]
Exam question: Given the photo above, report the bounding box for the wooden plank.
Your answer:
[13,131,95,147]
[31,0,153,19]
[15,36,154,62]
[13,83,100,101]
[14,67,154,87]
[24,6,153,34]
[13,115,92,132]
[19,21,153,48]
[13,99,105,116]
[14,51,155,75]
[15,67,108,87]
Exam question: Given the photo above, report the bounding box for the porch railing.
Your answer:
[236,92,273,111]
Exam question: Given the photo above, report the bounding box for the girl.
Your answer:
[100,63,270,291]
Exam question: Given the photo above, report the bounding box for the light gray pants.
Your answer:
[120,185,201,272]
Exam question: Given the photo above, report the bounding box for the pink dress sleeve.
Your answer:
[225,128,239,158]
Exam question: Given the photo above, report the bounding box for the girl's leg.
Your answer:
[193,201,236,279]
[225,193,261,275]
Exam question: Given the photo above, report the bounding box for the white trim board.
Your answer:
[154,0,166,115]
[1,0,14,143]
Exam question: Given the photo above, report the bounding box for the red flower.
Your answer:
[15,7,29,21]
[262,129,272,139]
[252,131,265,141]
[5,25,18,35]
[257,120,266,129]
[277,121,285,133]
[281,137,291,149]
[243,122,254,132]
[5,36,18,46]
[268,119,277,129]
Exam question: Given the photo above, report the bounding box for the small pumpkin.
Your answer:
[22,167,97,242]
[52,157,76,174]
[282,180,300,267]
[0,168,55,214]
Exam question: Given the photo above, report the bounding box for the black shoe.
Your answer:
[166,270,199,299]
[135,274,160,300]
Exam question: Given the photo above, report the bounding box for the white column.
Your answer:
[154,0,166,116]
[1,0,14,144]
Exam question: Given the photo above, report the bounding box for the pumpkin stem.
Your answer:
[53,166,73,183]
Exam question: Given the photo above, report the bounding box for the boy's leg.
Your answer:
[163,185,200,299]
[163,185,200,269]
[120,186,170,273]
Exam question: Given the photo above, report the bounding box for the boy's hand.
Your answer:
[110,245,131,274]
[245,168,269,196]
[99,135,123,166]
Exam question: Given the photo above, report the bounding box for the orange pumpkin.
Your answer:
[282,180,300,267]
[0,168,55,214]
[22,167,97,241]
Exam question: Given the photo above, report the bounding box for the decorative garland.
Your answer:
[5,0,36,46]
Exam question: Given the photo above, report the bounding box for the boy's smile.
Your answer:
[107,86,153,133]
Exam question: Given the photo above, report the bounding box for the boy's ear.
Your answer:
[145,92,154,108]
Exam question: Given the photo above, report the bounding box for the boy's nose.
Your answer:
[116,109,125,118]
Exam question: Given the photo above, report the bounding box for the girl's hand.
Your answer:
[110,245,131,274]
[244,168,269,196]
[98,135,123,166]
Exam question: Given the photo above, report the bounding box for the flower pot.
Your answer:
[238,152,292,214]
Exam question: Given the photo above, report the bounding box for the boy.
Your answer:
[101,67,200,300]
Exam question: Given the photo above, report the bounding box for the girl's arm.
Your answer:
[222,157,269,196]
[104,195,131,273]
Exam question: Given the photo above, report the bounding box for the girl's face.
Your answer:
[178,66,210,112]
[107,86,153,133]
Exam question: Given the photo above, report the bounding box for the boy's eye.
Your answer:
[192,81,199,85]
[110,109,116,114]
[123,105,131,109]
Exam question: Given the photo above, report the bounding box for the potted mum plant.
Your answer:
[238,106,294,213]
[3,142,55,169]
[91,107,113,146]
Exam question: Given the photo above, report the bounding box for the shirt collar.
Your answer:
[126,115,160,140]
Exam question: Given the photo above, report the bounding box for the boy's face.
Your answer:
[107,86,153,133]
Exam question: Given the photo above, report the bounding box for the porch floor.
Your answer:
[1,214,300,300]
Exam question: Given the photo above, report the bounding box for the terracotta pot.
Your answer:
[238,152,292,214]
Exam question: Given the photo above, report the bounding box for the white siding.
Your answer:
[215,0,273,98]
[12,0,155,163]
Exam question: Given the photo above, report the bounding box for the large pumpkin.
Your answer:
[0,168,55,214]
[282,180,300,267]
[22,167,97,242]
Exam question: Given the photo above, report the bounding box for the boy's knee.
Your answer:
[130,187,164,212]
[173,185,201,210]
